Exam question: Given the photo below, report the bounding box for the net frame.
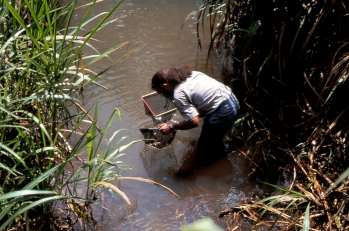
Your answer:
[140,92,178,147]
[141,92,177,125]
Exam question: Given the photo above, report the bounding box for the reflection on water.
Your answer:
[71,0,263,230]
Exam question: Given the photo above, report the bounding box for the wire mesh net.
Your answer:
[139,128,176,148]
[140,92,177,148]
[142,92,177,125]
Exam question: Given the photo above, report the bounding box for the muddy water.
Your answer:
[72,0,265,230]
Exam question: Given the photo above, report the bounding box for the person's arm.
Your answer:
[158,116,199,135]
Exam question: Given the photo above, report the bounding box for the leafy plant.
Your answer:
[0,1,181,229]
[0,0,136,229]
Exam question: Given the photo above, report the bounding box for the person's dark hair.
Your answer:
[151,70,168,90]
[151,66,192,90]
[168,66,192,84]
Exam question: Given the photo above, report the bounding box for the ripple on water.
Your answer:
[73,0,260,230]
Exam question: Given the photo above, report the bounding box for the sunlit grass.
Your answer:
[0,0,141,229]
[0,0,182,229]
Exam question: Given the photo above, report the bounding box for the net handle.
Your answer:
[142,97,156,117]
[156,108,177,117]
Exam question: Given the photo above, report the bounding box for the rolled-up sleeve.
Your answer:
[173,90,198,121]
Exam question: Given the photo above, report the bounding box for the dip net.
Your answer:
[140,92,177,148]
[139,128,176,148]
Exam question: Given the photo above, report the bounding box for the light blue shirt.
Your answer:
[173,71,232,121]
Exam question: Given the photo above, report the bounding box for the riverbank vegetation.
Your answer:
[0,0,145,229]
[194,0,349,230]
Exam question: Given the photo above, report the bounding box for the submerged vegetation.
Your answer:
[193,0,349,229]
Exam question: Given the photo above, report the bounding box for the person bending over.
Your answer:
[151,66,239,166]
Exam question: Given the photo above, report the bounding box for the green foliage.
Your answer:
[0,0,140,229]
[58,106,137,199]
[325,166,349,194]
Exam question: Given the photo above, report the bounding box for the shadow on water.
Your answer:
[67,0,282,230]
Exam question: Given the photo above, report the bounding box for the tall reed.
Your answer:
[0,0,139,229]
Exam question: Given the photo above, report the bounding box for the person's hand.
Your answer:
[158,123,171,135]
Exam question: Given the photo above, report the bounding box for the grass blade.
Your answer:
[303,202,311,231]
[0,196,70,230]
[93,181,132,207]
[0,190,56,202]
[118,177,181,199]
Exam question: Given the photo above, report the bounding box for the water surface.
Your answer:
[72,0,262,230]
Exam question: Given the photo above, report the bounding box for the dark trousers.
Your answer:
[196,94,239,166]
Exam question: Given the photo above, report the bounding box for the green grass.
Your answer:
[0,1,181,229]
[0,0,143,229]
